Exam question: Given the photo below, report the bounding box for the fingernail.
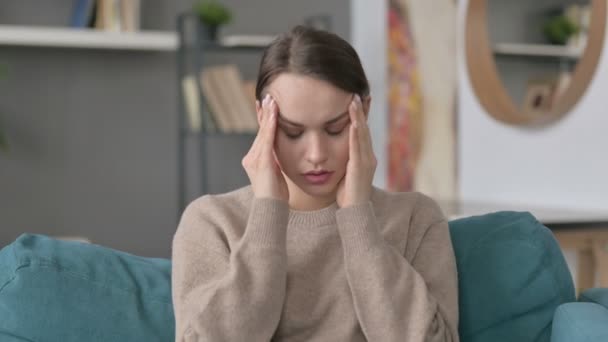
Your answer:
[263,94,270,106]
[355,94,362,104]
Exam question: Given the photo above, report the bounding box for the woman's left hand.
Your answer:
[336,94,377,208]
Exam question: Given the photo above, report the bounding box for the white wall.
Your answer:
[351,0,608,211]
[351,0,388,189]
[457,0,608,211]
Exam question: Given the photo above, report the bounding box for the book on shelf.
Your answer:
[242,80,258,116]
[209,66,248,132]
[120,0,141,32]
[181,75,202,132]
[220,65,259,131]
[90,0,141,32]
[69,0,96,28]
[95,0,118,31]
[200,67,234,132]
[199,64,258,133]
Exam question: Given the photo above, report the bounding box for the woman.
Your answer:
[172,25,459,342]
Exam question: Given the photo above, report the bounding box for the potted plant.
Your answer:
[194,0,232,42]
[543,15,579,45]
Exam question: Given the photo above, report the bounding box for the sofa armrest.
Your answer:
[579,288,608,309]
[551,302,608,342]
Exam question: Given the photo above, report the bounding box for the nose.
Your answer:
[305,133,328,166]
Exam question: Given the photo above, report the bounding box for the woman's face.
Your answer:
[257,73,361,202]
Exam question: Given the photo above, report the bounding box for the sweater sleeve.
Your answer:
[335,195,459,342]
[171,196,289,342]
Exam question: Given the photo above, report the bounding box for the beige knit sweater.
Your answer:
[172,186,459,342]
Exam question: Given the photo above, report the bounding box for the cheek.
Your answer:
[332,137,350,164]
[274,137,300,167]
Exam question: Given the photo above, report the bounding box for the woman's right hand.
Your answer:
[242,95,289,201]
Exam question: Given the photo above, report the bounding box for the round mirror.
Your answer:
[466,0,606,126]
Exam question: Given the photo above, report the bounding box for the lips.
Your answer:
[302,170,334,185]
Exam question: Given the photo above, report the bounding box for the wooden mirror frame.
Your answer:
[466,0,606,126]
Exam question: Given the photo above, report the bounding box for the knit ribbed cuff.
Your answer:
[244,197,290,249]
[336,201,384,254]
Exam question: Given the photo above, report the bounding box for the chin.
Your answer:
[292,176,340,198]
[300,184,338,198]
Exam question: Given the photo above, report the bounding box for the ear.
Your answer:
[362,95,372,120]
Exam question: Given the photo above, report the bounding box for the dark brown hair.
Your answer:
[255,25,370,101]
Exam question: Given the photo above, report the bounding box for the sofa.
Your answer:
[1,211,607,341]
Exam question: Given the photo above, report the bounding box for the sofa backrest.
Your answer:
[0,234,174,342]
[449,211,576,342]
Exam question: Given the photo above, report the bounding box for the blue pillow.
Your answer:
[449,211,575,342]
[0,234,174,342]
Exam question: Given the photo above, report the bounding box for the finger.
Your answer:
[350,96,363,156]
[262,98,278,158]
[250,95,271,154]
[348,94,358,130]
[260,94,273,131]
[349,101,360,162]
[355,95,374,159]
[255,99,262,123]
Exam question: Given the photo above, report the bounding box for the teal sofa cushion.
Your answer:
[551,302,608,342]
[449,211,575,342]
[0,234,174,342]
[579,288,608,309]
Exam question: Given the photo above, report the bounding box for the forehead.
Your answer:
[267,73,352,123]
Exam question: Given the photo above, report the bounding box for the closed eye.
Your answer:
[278,117,350,139]
[280,126,303,139]
[326,128,345,136]
[326,120,350,136]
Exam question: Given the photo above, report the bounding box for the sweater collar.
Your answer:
[288,202,339,227]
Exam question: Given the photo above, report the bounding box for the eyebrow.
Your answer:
[277,111,350,128]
